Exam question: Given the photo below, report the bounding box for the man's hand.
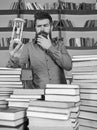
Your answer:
[37,35,52,50]
[9,39,24,58]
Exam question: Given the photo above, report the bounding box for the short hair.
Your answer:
[34,11,52,26]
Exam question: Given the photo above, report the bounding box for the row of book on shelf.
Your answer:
[71,54,97,130]
[8,19,73,29]
[10,0,97,11]
[69,37,97,47]
[8,18,97,29]
[0,37,30,48]
[1,37,97,48]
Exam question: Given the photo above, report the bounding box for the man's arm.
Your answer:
[37,35,72,71]
[47,43,72,71]
[7,41,29,68]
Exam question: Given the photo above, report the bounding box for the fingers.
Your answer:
[9,39,23,57]
[9,39,20,50]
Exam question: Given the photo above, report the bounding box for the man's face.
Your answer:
[35,19,53,37]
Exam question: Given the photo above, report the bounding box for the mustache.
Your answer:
[36,31,48,38]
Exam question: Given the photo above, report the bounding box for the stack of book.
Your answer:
[27,84,80,130]
[0,107,28,130]
[0,67,23,108]
[6,89,44,108]
[72,55,97,130]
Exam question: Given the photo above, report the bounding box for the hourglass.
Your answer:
[11,18,25,47]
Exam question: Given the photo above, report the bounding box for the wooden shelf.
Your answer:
[0,10,19,15]
[19,10,60,14]
[66,46,97,50]
[23,27,59,32]
[0,27,12,32]
[61,27,97,31]
[0,27,97,32]
[1,46,97,50]
[0,47,9,50]
[60,10,97,15]
[19,9,97,15]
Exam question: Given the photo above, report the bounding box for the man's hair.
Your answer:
[34,11,52,26]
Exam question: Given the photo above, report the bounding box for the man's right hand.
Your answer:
[9,39,24,58]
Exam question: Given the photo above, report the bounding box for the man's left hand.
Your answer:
[37,35,52,50]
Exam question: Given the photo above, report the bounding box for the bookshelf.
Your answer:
[18,0,97,56]
[0,0,97,67]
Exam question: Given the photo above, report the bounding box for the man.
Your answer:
[7,11,72,89]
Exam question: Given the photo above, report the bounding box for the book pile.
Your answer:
[72,55,97,130]
[27,84,80,130]
[0,107,28,130]
[0,67,23,108]
[6,89,44,108]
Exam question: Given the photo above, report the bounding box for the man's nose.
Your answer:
[41,25,44,31]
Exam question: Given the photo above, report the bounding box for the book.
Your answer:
[10,95,42,99]
[27,111,69,120]
[79,118,97,129]
[72,66,97,72]
[79,125,96,130]
[0,67,21,75]
[72,79,97,83]
[28,117,77,127]
[0,87,13,92]
[0,75,21,81]
[27,106,71,115]
[8,99,36,108]
[0,82,22,85]
[79,111,97,121]
[81,99,97,107]
[28,126,74,130]
[6,98,32,102]
[0,84,23,88]
[80,88,97,94]
[45,88,79,95]
[8,101,31,108]
[46,84,79,89]
[81,93,97,100]
[72,73,97,80]
[0,91,12,94]
[0,107,26,120]
[72,82,97,88]
[45,95,80,102]
[72,60,97,67]
[13,89,44,95]
[0,117,27,127]
[0,123,28,130]
[72,54,97,60]
[29,100,80,108]
[0,104,8,108]
[80,105,97,113]
[0,100,8,104]
[0,94,10,100]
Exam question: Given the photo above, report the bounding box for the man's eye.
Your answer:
[37,25,41,27]
[44,24,49,27]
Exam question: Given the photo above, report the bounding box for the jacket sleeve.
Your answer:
[6,44,29,68]
[47,43,72,71]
